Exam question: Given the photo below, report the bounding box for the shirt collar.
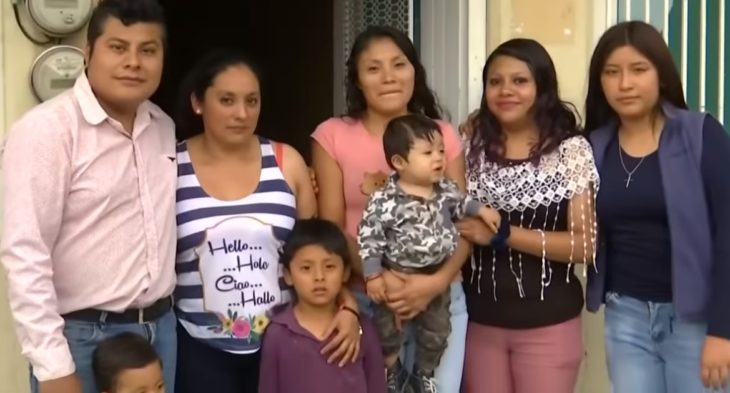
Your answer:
[270,305,332,342]
[385,173,448,201]
[72,72,157,133]
[73,72,108,126]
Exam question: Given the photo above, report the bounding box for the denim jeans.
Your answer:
[30,309,177,393]
[355,281,468,393]
[604,292,728,393]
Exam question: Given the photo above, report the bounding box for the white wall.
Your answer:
[0,1,612,392]
[1,1,31,391]
[421,1,610,392]
[1,2,89,392]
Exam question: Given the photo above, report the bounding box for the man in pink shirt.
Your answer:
[1,1,176,393]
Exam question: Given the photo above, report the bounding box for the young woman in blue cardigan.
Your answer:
[585,21,730,392]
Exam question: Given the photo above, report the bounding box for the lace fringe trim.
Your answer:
[470,183,599,301]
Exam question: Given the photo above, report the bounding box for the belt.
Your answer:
[383,259,443,275]
[62,296,173,324]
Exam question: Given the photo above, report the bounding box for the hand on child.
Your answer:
[366,275,387,303]
[382,270,406,293]
[380,272,407,331]
[484,209,502,233]
[480,207,502,233]
[456,217,496,246]
[321,308,362,367]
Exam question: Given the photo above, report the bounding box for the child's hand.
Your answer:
[366,275,387,303]
[479,206,502,233]
[487,218,500,233]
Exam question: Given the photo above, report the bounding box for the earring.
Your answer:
[194,109,201,114]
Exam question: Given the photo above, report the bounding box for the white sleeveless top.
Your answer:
[174,137,296,353]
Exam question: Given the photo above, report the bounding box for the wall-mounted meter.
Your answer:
[30,45,85,102]
[26,0,94,37]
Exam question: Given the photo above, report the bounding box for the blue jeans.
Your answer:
[30,309,177,393]
[356,281,468,393]
[604,292,728,393]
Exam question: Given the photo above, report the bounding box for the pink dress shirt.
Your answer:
[1,73,177,381]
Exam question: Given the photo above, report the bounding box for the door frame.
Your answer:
[0,2,6,131]
[412,0,487,124]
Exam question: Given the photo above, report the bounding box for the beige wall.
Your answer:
[0,2,609,393]
[1,2,88,392]
[486,1,610,392]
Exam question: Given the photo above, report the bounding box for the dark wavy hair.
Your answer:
[468,38,580,166]
[584,21,687,132]
[344,25,443,120]
[175,48,261,141]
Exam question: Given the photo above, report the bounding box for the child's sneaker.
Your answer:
[411,368,438,393]
[386,359,411,393]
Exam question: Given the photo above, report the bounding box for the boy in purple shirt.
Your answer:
[259,219,386,393]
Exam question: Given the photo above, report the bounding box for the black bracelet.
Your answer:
[489,211,511,250]
[340,306,363,335]
[339,305,360,321]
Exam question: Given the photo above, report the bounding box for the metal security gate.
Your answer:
[611,0,729,125]
[342,0,416,58]
[333,0,418,114]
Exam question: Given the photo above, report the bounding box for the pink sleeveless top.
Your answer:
[312,117,463,240]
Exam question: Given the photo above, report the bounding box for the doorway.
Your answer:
[151,1,334,162]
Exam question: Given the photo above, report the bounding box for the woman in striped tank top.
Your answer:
[172,49,363,393]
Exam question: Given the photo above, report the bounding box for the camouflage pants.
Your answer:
[373,290,451,374]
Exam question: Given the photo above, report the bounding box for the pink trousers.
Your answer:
[462,317,583,393]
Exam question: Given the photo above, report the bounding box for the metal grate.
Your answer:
[342,0,411,64]
[616,0,729,125]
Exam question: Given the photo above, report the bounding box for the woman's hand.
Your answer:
[384,270,450,320]
[701,335,730,389]
[321,308,361,366]
[456,217,495,246]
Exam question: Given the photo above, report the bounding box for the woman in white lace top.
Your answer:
[457,39,599,393]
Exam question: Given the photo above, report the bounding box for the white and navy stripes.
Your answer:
[174,137,296,353]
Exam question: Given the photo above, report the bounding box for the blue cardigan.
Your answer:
[587,103,730,339]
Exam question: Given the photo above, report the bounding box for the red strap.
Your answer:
[274,142,284,168]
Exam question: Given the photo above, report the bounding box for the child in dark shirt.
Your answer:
[258,218,386,393]
[92,332,164,393]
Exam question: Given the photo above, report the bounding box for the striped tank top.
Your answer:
[175,137,296,353]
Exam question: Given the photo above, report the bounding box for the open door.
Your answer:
[151,0,334,162]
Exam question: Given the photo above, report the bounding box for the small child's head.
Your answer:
[281,218,351,307]
[383,114,446,184]
[92,332,164,393]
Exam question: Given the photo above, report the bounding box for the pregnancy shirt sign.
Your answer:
[197,216,282,343]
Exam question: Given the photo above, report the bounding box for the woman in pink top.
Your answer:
[311,26,469,393]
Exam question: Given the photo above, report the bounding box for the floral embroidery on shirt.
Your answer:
[209,309,268,341]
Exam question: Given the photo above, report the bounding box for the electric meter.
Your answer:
[26,0,93,37]
[30,45,85,102]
